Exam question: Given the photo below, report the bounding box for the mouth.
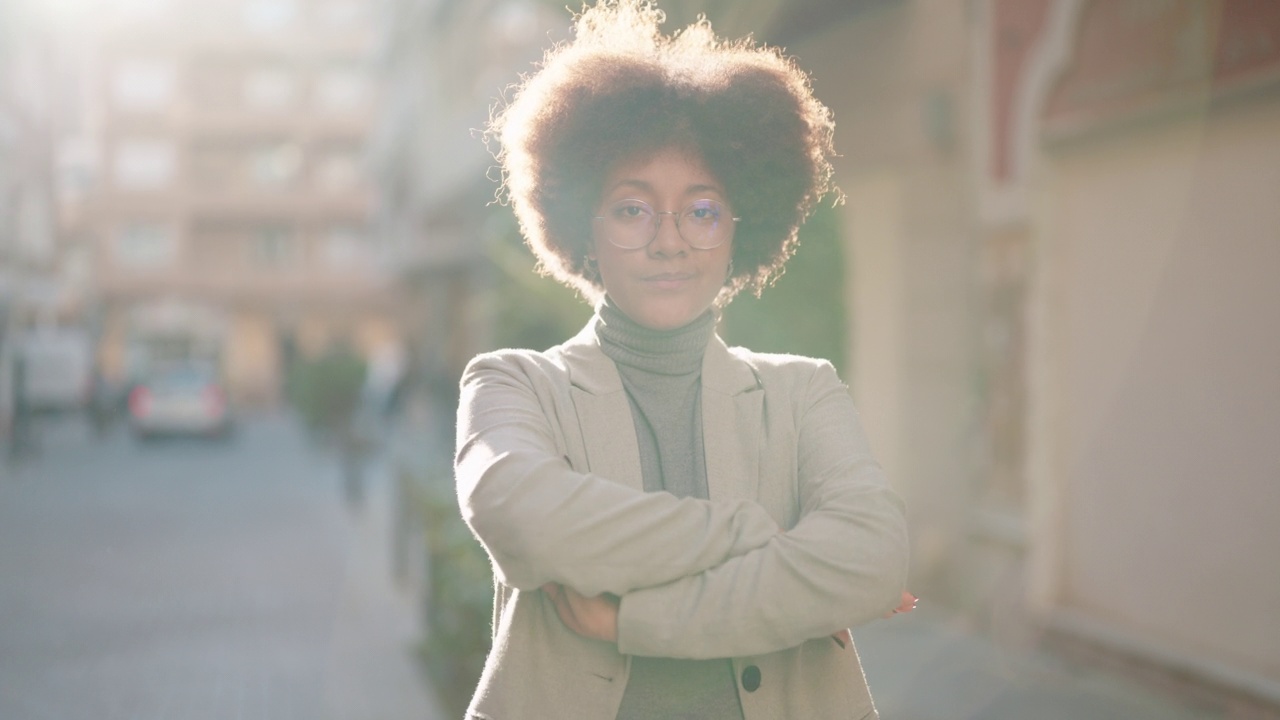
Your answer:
[642,272,696,289]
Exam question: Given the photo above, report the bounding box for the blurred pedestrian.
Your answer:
[8,352,35,461]
[455,2,914,718]
[88,366,114,437]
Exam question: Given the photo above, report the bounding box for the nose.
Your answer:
[648,211,687,257]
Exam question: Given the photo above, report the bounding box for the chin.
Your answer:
[612,288,718,331]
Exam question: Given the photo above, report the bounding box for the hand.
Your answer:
[885,590,918,618]
[831,592,916,648]
[542,582,620,642]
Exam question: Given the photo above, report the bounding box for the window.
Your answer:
[113,139,176,189]
[250,226,296,268]
[242,0,297,32]
[112,58,176,112]
[115,223,176,268]
[250,142,302,188]
[243,66,297,109]
[314,66,368,110]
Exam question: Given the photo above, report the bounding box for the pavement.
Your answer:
[853,605,1235,720]
[0,413,449,720]
[320,454,449,720]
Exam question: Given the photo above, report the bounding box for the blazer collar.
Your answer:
[560,316,760,396]
[562,316,764,501]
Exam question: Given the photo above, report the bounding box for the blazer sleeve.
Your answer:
[455,352,780,597]
[615,360,910,659]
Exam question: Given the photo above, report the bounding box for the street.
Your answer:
[0,414,445,720]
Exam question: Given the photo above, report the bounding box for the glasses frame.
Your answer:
[592,198,741,250]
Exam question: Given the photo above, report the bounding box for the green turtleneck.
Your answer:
[594,297,745,720]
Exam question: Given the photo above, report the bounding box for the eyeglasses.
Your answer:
[593,198,740,250]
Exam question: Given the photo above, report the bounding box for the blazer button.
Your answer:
[741,665,761,692]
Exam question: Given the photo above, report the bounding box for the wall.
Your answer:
[1038,95,1280,690]
[796,0,982,592]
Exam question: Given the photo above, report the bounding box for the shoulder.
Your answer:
[462,346,564,385]
[724,345,841,386]
[718,344,850,415]
[460,331,594,388]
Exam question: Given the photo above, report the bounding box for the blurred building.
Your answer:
[0,0,87,433]
[81,0,396,405]
[370,0,569,388]
[790,0,1280,710]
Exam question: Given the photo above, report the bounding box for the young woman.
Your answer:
[455,2,913,717]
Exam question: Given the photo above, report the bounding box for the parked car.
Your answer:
[127,363,233,440]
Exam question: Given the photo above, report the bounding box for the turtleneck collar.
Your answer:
[593,296,716,376]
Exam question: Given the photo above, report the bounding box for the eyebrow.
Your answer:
[607,179,725,197]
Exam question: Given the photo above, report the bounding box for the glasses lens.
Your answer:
[603,199,655,249]
[681,200,727,249]
[598,198,733,249]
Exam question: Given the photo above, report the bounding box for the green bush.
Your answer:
[719,202,848,373]
[405,465,494,717]
[286,346,367,440]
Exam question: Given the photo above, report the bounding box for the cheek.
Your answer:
[592,246,629,288]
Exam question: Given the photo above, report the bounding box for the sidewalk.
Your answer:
[320,455,449,720]
[853,607,1222,720]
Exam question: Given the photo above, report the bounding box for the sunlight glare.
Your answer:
[36,0,173,29]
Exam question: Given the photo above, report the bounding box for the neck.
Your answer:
[594,297,715,376]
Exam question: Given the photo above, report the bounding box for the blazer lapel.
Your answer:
[701,336,763,502]
[562,323,645,492]
[559,322,761,498]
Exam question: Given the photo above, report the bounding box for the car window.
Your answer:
[151,366,217,389]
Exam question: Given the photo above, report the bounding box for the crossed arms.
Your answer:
[455,352,910,660]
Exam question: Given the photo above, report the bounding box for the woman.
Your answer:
[455,2,912,718]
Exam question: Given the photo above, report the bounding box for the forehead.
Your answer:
[603,146,723,192]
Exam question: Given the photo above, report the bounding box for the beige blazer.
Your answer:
[455,319,909,719]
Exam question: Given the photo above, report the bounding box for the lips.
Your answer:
[644,271,695,282]
[642,271,696,289]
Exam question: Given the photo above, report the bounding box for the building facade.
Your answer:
[85,0,395,405]
[992,0,1280,705]
[370,0,577,387]
[790,0,1280,708]
[0,0,85,433]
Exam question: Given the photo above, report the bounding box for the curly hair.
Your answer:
[487,0,839,303]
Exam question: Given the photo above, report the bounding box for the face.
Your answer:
[590,147,735,331]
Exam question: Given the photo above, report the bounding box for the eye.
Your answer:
[609,200,652,223]
[684,200,723,224]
